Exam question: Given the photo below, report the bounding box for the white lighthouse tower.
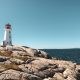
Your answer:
[3,23,12,46]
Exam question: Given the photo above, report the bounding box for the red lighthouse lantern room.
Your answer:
[5,23,11,29]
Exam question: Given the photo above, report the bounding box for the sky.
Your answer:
[0,0,80,49]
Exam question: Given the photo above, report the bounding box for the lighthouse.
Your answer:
[3,23,12,46]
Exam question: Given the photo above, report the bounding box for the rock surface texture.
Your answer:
[0,45,79,80]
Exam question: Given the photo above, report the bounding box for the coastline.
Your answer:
[0,45,79,80]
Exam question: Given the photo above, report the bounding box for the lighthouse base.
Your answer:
[3,41,12,46]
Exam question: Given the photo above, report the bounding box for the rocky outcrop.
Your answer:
[0,69,42,80]
[0,45,79,80]
[3,45,51,59]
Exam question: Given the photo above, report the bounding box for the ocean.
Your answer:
[41,49,80,64]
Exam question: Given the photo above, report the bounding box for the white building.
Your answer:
[3,23,12,46]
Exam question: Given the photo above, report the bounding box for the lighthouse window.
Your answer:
[9,35,11,38]
[9,31,11,34]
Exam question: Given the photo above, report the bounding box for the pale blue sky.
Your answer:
[0,0,80,49]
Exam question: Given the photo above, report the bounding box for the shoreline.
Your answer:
[0,45,79,80]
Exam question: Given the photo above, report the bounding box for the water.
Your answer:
[41,49,80,64]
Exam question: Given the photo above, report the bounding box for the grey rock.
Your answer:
[22,73,42,80]
[0,45,79,80]
[12,51,28,57]
[0,56,9,62]
[53,67,65,73]
[4,60,11,64]
[10,58,24,65]
[38,50,52,59]
[0,69,42,80]
[34,69,55,78]
[0,69,21,80]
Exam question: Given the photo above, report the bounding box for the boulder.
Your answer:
[18,64,29,72]
[0,69,42,80]
[25,48,38,57]
[21,46,51,59]
[63,68,77,80]
[39,50,52,59]
[0,69,21,80]
[22,73,42,80]
[76,65,80,80]
[4,60,11,64]
[12,45,24,51]
[0,46,6,51]
[11,45,51,59]
[19,58,50,73]
[0,56,9,62]
[34,69,55,78]
[52,67,65,73]
[53,73,64,80]
[10,58,24,65]
[19,58,59,78]
[67,75,77,80]
[12,51,29,57]
[38,64,57,71]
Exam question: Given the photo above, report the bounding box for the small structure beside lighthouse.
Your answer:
[3,23,12,46]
